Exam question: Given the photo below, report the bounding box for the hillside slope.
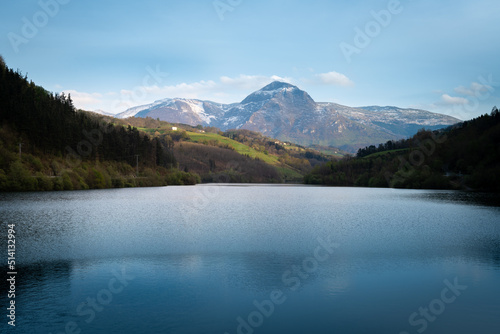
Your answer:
[103,116,336,183]
[305,108,500,192]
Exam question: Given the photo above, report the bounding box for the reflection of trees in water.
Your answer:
[414,191,500,207]
[462,237,500,267]
[0,261,73,328]
[13,260,73,295]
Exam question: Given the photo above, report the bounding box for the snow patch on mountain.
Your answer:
[92,109,116,117]
[117,98,172,118]
[182,99,215,124]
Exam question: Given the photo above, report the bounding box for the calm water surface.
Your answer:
[0,185,499,333]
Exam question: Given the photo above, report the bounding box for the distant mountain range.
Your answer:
[111,81,460,152]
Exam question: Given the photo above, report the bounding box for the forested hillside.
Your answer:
[97,116,336,183]
[0,57,198,191]
[305,109,500,192]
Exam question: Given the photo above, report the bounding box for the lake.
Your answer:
[1,185,499,333]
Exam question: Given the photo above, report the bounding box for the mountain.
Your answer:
[116,82,460,152]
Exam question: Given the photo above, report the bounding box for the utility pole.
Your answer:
[135,155,139,176]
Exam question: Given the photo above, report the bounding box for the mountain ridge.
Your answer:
[114,81,460,152]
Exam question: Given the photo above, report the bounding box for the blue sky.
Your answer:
[1,0,499,120]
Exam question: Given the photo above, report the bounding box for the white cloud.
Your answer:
[454,81,493,97]
[432,77,496,119]
[120,80,218,100]
[316,71,354,87]
[441,94,469,105]
[62,90,103,105]
[63,74,294,114]
[454,86,474,96]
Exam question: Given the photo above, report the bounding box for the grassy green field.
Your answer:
[186,131,280,165]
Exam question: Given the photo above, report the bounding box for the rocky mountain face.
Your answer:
[114,81,460,152]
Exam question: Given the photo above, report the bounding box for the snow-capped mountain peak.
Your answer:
[240,81,307,105]
[114,82,461,152]
[259,81,296,92]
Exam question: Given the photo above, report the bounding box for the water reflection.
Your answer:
[1,250,499,333]
[406,190,500,207]
[461,236,500,268]
[0,261,73,330]
[1,186,499,333]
